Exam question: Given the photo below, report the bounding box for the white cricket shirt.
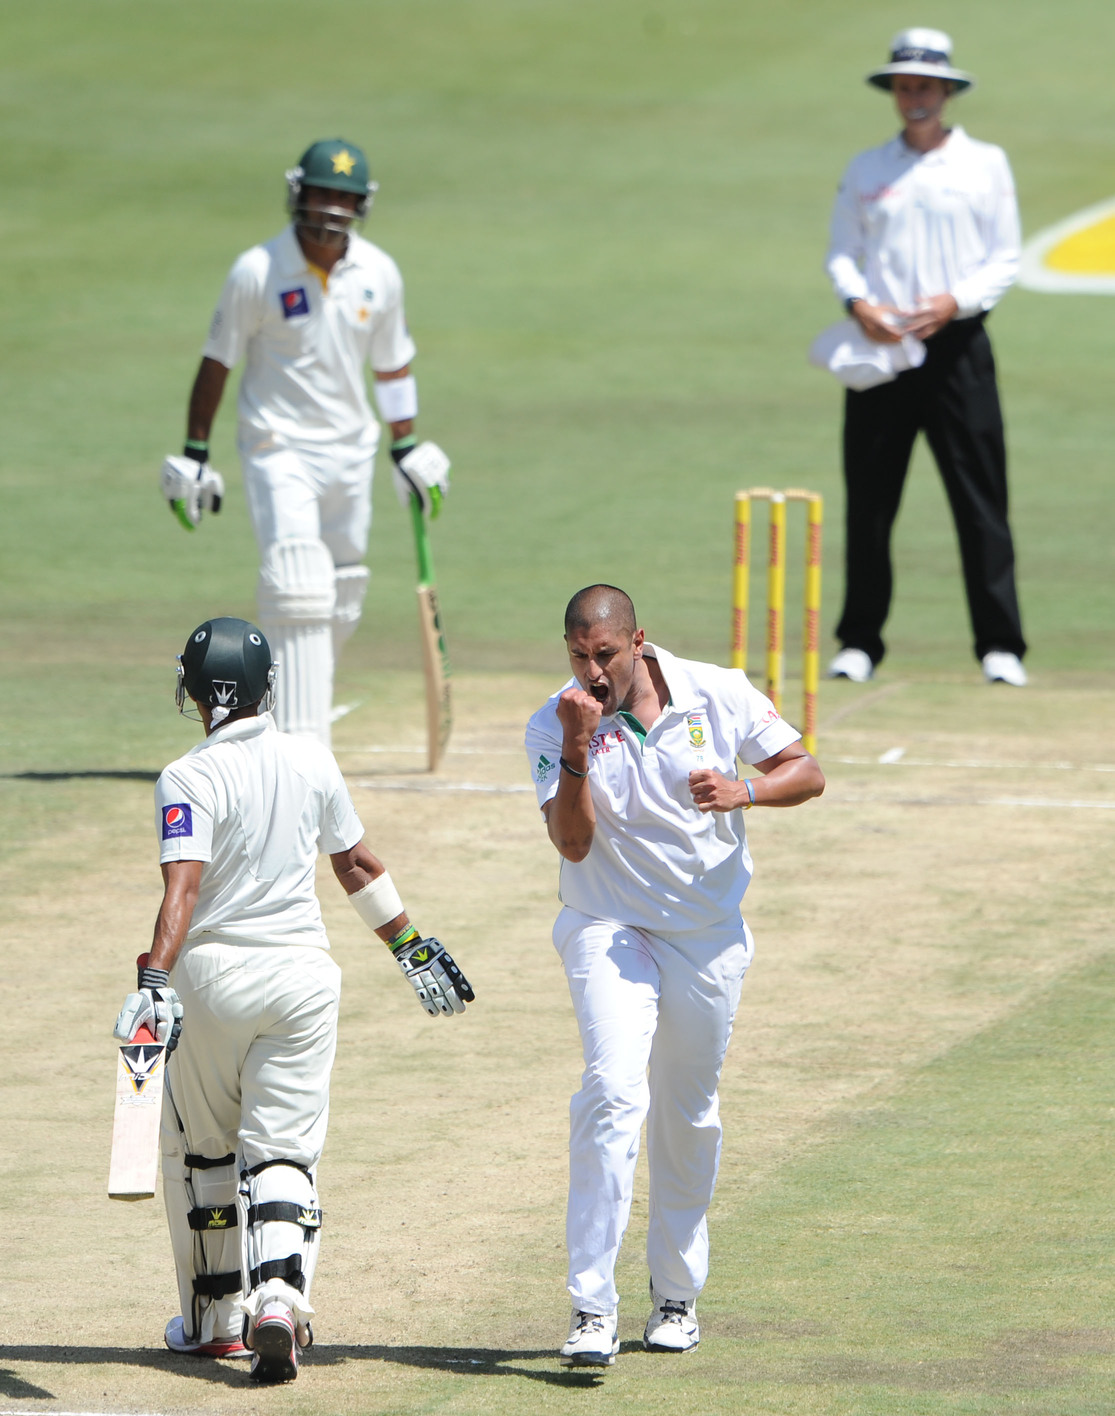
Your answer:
[826,127,1020,319]
[203,226,417,454]
[524,645,800,932]
[155,713,364,948]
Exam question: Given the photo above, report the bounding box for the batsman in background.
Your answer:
[524,587,823,1367]
[159,138,451,745]
[112,617,473,1384]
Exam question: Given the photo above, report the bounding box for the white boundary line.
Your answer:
[349,779,533,795]
[1019,196,1115,294]
[835,795,1115,810]
[837,754,1115,773]
[0,1411,165,1416]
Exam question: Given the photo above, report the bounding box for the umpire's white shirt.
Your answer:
[826,126,1021,319]
[155,713,363,948]
[202,226,417,455]
[524,645,799,933]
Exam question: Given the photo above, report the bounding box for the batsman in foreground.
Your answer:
[525,587,823,1366]
[112,617,473,1383]
[159,137,451,745]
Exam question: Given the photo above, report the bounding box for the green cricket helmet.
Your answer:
[285,138,378,234]
[176,617,275,718]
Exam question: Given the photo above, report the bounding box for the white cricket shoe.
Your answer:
[643,1286,699,1354]
[828,647,874,682]
[981,651,1027,686]
[559,1309,619,1367]
[163,1315,249,1359]
[248,1301,299,1384]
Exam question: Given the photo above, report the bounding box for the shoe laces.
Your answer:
[658,1298,690,1324]
[574,1311,610,1333]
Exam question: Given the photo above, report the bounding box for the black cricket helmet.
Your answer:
[176,617,275,717]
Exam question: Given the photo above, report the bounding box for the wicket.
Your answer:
[731,487,823,755]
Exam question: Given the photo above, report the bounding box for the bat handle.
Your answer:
[130,1024,159,1046]
[410,495,435,586]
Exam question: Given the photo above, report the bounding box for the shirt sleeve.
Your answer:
[722,670,802,765]
[524,709,564,810]
[826,160,870,306]
[155,766,214,864]
[369,255,418,374]
[201,249,266,369]
[950,147,1021,318]
[318,755,366,854]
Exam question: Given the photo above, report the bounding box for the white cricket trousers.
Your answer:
[241,440,375,565]
[165,941,341,1169]
[554,907,752,1315]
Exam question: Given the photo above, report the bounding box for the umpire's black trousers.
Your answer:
[836,315,1026,666]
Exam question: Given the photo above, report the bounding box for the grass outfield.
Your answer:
[1,2,1113,1412]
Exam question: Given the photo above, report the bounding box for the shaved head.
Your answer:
[564,585,637,639]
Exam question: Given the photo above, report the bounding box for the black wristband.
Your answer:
[139,965,170,991]
[183,441,209,464]
[844,297,862,315]
[390,435,417,467]
[560,756,588,779]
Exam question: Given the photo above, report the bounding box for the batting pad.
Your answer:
[257,538,336,744]
[239,1160,320,1333]
[332,563,370,655]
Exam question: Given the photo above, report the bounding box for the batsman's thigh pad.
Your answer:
[332,563,370,655]
[239,1160,321,1331]
[161,1121,244,1344]
[241,447,322,550]
[257,538,336,743]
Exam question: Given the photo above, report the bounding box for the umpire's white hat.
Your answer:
[866,28,974,93]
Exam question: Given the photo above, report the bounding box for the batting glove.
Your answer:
[393,936,474,1017]
[160,454,225,532]
[391,439,450,519]
[113,966,184,1052]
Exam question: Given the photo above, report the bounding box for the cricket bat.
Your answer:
[108,1022,166,1201]
[411,495,452,771]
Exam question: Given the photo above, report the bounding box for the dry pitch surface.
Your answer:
[2,670,1112,1415]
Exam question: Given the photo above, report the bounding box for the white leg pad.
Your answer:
[161,1125,243,1345]
[257,538,336,745]
[238,1162,320,1338]
[332,563,370,657]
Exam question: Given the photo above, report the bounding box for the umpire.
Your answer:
[825,29,1027,688]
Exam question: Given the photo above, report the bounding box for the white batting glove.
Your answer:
[391,440,450,519]
[113,966,184,1052]
[160,455,225,532]
[393,936,474,1017]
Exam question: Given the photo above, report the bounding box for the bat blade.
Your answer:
[108,1023,165,1201]
[411,498,452,771]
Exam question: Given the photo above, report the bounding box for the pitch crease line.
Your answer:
[349,779,533,794]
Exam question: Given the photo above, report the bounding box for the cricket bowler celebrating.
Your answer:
[158,138,451,745]
[524,586,824,1366]
[113,617,473,1383]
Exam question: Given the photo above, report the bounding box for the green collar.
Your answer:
[617,709,647,747]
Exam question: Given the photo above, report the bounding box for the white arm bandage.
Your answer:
[374,374,418,424]
[348,872,406,931]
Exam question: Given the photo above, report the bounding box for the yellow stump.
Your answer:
[731,492,751,671]
[730,487,823,754]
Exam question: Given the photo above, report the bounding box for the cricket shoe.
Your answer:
[828,647,874,682]
[248,1302,299,1384]
[981,651,1027,687]
[643,1285,699,1353]
[164,1315,249,1358]
[559,1309,619,1367]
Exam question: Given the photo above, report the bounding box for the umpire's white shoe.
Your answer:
[560,1309,619,1367]
[643,1286,699,1353]
[828,647,874,682]
[164,1315,249,1358]
[248,1301,299,1384]
[981,651,1027,686]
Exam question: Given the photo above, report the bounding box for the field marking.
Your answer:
[0,1411,165,1416]
[835,794,1115,810]
[819,681,906,729]
[349,779,533,795]
[343,745,522,756]
[836,755,1115,774]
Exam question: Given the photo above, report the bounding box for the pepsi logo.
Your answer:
[165,807,185,828]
